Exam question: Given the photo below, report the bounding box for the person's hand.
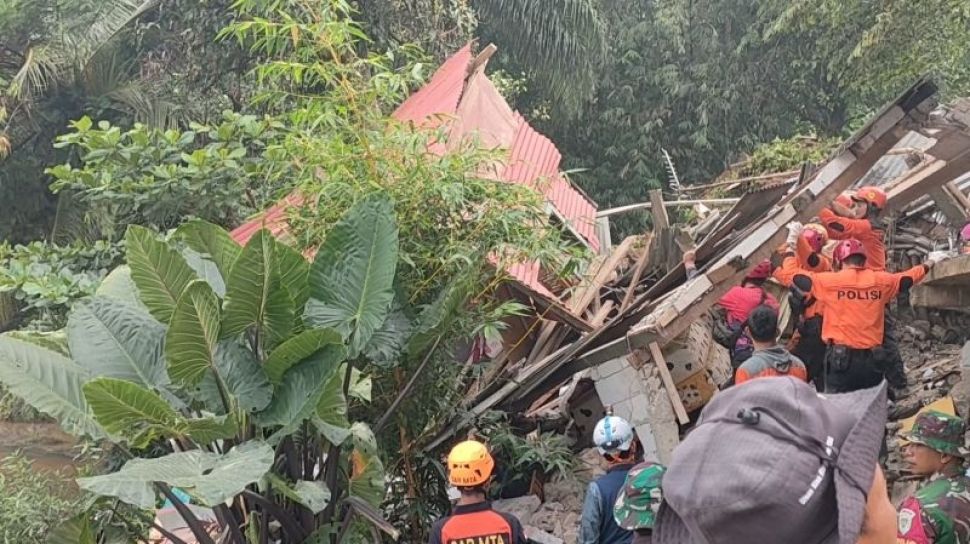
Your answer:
[926,250,951,267]
[683,249,696,269]
[785,222,804,247]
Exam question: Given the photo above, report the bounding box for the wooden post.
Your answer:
[647,342,690,424]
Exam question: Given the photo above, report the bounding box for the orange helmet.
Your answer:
[853,186,887,210]
[834,192,856,209]
[447,440,494,487]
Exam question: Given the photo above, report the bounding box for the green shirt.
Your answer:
[913,466,970,544]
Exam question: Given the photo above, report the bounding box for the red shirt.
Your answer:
[717,285,779,325]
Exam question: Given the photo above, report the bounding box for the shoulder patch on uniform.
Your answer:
[899,508,916,534]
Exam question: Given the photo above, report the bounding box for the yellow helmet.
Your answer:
[447,440,494,487]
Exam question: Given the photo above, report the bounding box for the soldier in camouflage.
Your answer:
[613,462,666,544]
[897,410,970,544]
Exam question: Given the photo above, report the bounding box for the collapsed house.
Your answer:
[232,43,970,471]
[434,77,970,469]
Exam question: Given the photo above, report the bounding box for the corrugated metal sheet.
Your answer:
[856,132,934,188]
[393,45,472,125]
[230,44,600,304]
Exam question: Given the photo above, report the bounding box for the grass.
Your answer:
[0,453,80,541]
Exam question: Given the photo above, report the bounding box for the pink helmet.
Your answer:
[801,224,828,253]
[745,259,773,281]
[961,222,970,242]
[834,239,866,265]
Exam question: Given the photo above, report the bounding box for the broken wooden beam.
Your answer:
[508,78,939,406]
[646,342,690,424]
[596,198,741,218]
[887,155,970,211]
[928,186,969,225]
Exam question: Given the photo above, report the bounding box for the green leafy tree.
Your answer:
[0,200,431,542]
[47,111,291,240]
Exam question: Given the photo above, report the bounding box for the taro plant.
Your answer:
[0,195,457,542]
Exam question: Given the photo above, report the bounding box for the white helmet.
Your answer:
[593,415,634,454]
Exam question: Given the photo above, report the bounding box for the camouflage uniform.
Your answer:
[613,462,666,544]
[898,411,970,544]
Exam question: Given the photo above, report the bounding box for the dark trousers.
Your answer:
[791,315,826,387]
[880,313,907,389]
[823,345,884,393]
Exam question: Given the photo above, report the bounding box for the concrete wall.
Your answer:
[589,355,679,464]
[589,317,729,464]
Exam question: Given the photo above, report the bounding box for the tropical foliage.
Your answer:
[0,200,432,542]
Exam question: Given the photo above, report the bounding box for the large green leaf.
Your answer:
[263,329,343,385]
[47,512,96,544]
[126,225,198,324]
[348,422,385,507]
[183,248,227,297]
[305,195,399,357]
[183,414,239,443]
[166,281,221,386]
[77,441,274,509]
[314,366,350,445]
[5,329,70,356]
[192,340,272,414]
[273,238,310,311]
[67,296,168,388]
[257,357,336,443]
[0,335,104,439]
[176,219,242,281]
[96,265,147,310]
[222,230,294,347]
[407,276,471,358]
[363,305,411,367]
[83,377,181,447]
[265,473,331,514]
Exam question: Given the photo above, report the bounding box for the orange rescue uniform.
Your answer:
[429,502,526,544]
[818,207,887,271]
[779,257,927,349]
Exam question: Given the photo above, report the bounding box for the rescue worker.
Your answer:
[820,187,888,270]
[698,256,779,369]
[734,304,808,385]
[613,462,666,544]
[779,222,831,385]
[819,186,912,392]
[776,237,931,392]
[429,440,527,544]
[581,414,638,544]
[897,411,970,544]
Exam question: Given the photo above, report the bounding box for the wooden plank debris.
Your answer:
[646,342,690,424]
[428,78,966,453]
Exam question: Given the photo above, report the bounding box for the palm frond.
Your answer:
[56,0,159,78]
[7,46,59,101]
[104,82,187,130]
[476,0,607,115]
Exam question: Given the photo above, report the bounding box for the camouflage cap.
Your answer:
[902,410,969,457]
[613,461,666,531]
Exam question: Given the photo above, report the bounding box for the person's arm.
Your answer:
[427,519,444,544]
[819,207,871,239]
[885,265,930,299]
[580,482,602,544]
[683,250,700,280]
[772,254,803,287]
[506,513,528,544]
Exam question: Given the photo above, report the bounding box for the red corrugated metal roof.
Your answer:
[393,45,472,124]
[230,44,599,304]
